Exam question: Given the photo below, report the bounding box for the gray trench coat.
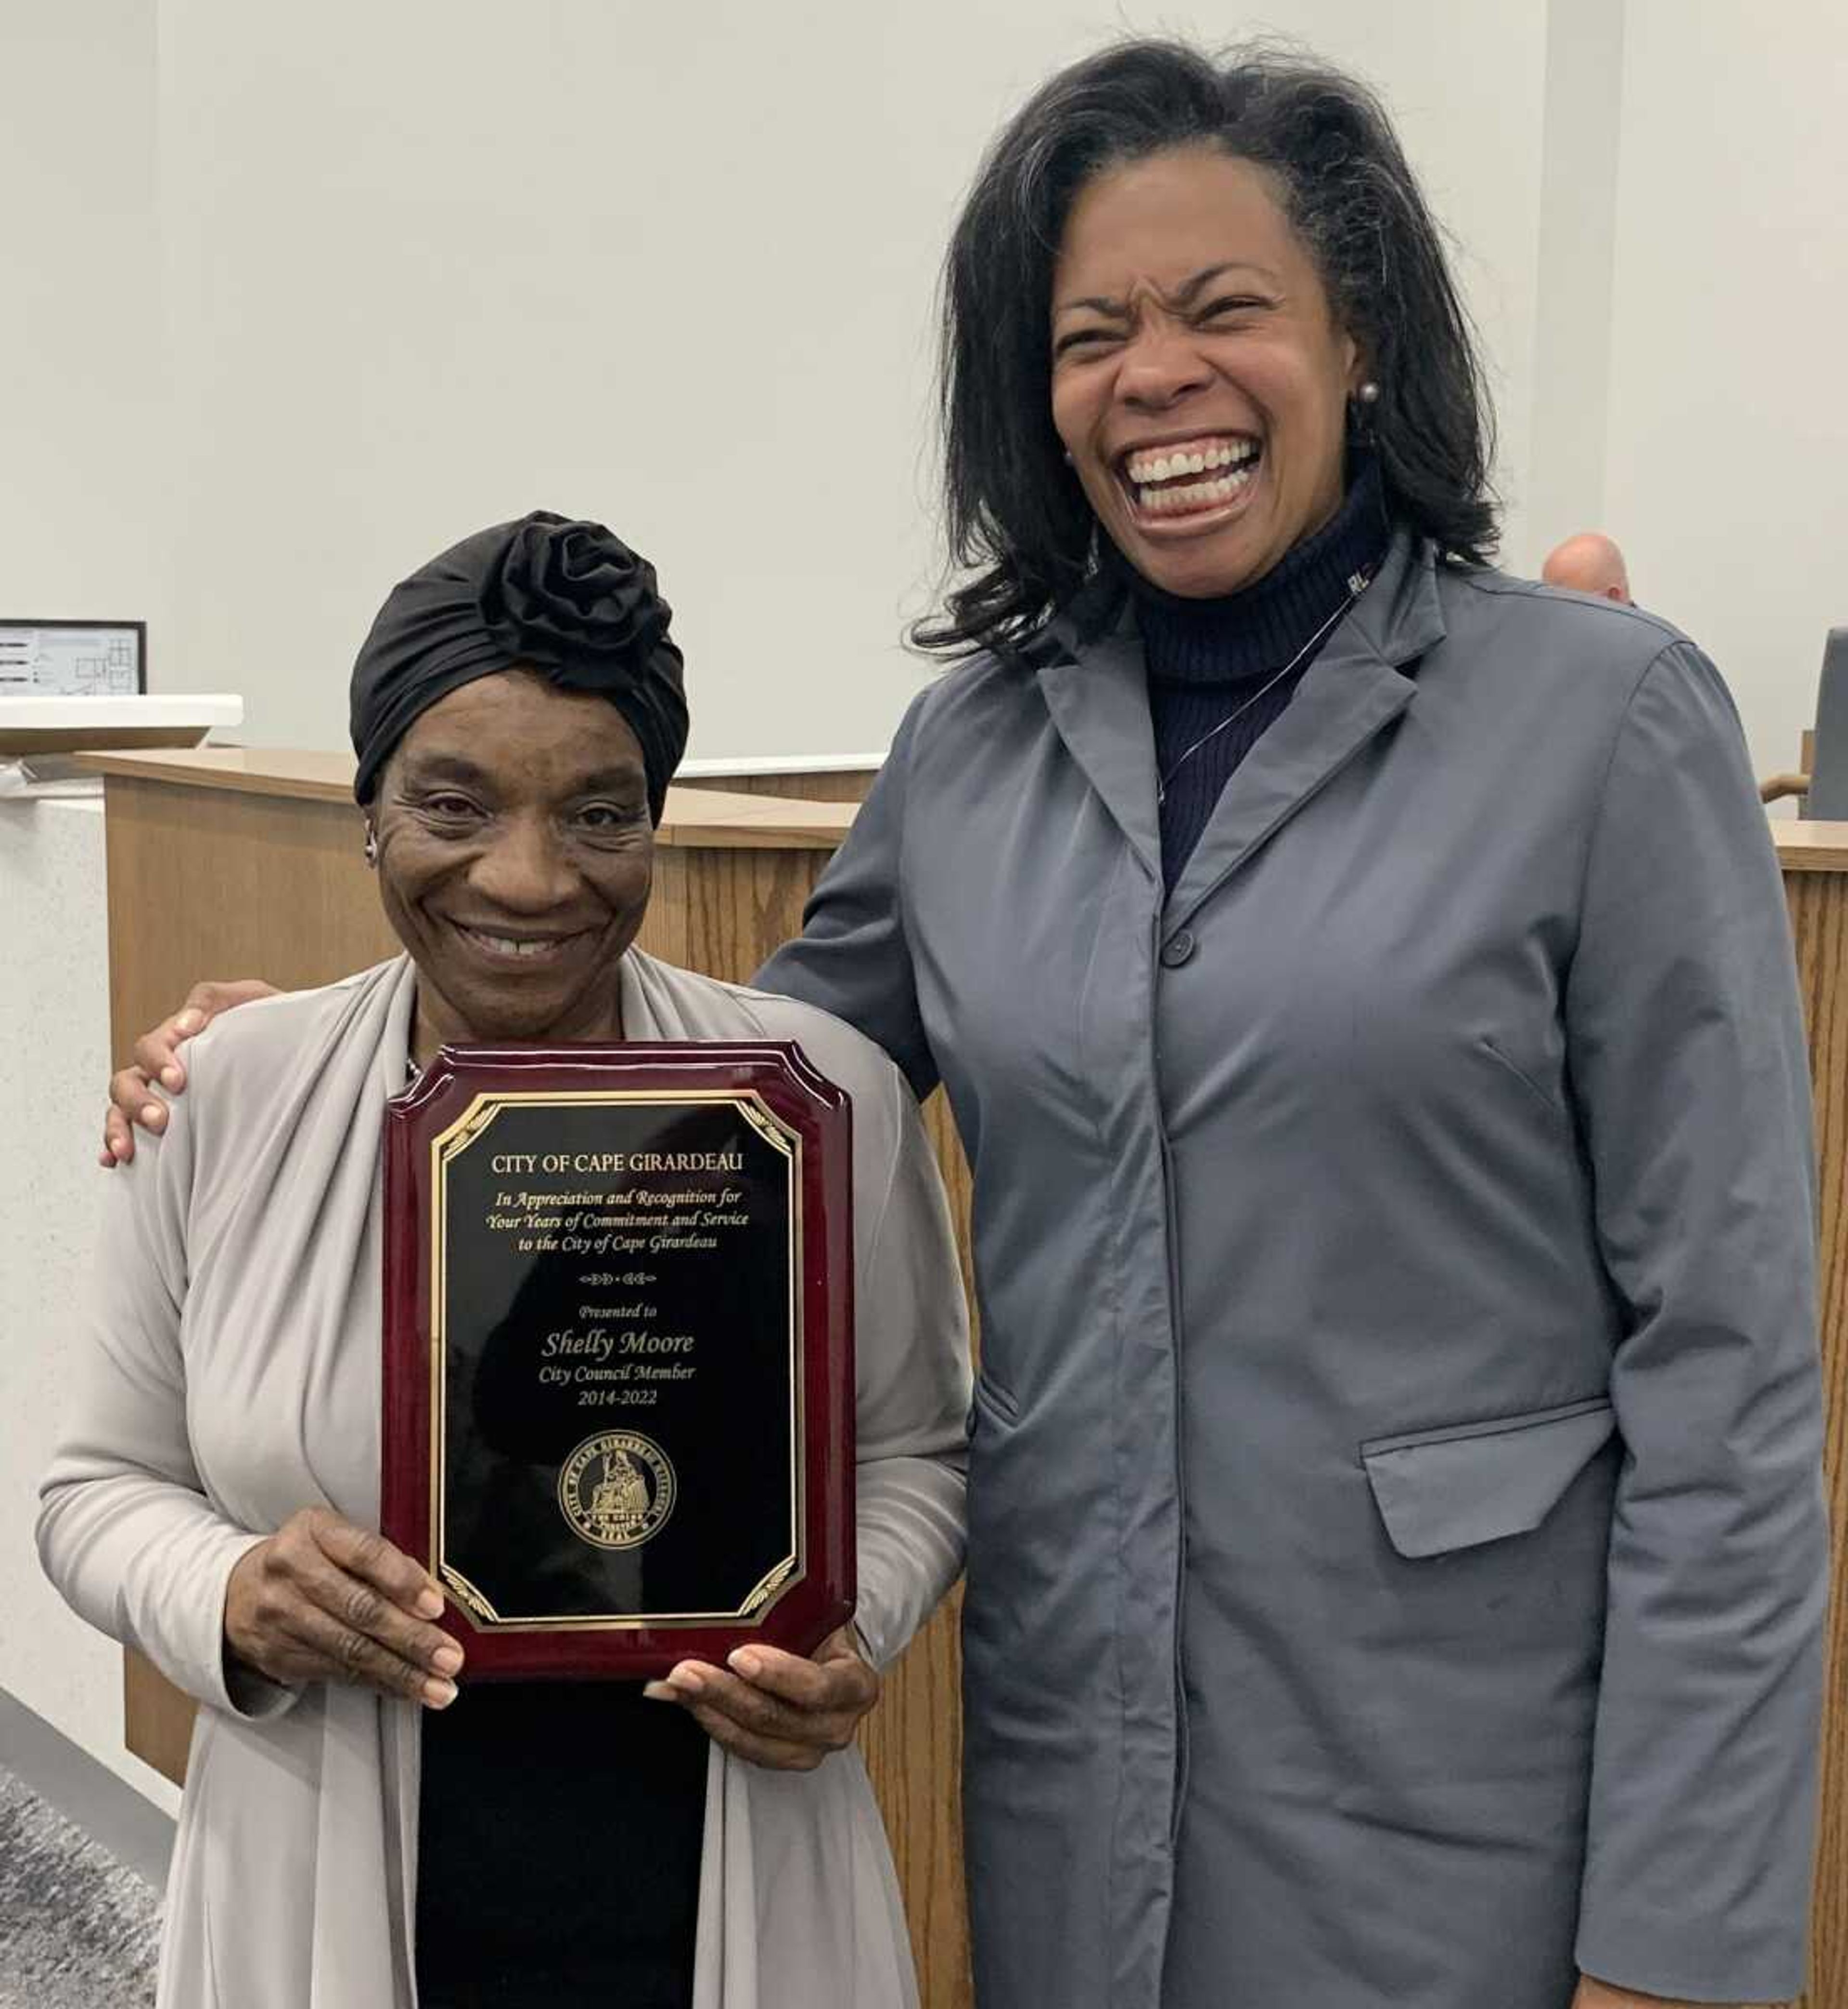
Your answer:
[761,528,1829,2009]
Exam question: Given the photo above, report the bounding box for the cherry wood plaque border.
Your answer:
[382,1040,854,1679]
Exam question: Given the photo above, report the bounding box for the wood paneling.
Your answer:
[101,779,398,1043]
[76,749,862,848]
[1787,866,1848,2009]
[99,766,975,2008]
[675,769,877,803]
[122,1637,205,1779]
[1780,823,1848,875]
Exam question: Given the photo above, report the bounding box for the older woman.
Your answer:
[49,511,970,2009]
[103,40,1827,2009]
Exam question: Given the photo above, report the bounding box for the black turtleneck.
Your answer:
[1119,456,1390,894]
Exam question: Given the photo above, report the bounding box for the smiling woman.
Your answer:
[39,511,971,2009]
[917,40,1493,657]
[349,512,676,1058]
[756,38,1828,2009]
[1050,150,1360,600]
[370,678,654,1059]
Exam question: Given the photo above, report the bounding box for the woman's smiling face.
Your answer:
[1050,145,1362,599]
[371,669,653,1048]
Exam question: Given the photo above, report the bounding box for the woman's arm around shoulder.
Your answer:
[101,978,280,1165]
[757,689,940,1100]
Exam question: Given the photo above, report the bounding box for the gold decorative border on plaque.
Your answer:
[739,1556,799,1616]
[441,1565,501,1625]
[427,1089,806,1629]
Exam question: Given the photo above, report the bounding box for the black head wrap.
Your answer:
[349,511,688,821]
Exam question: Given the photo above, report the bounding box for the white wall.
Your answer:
[13,3,1839,775]
[0,3,167,646]
[1602,0,1848,775]
[0,0,176,1810]
[1523,0,1625,567]
[0,799,182,1818]
[144,0,1548,759]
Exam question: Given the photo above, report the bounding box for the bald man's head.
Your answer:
[1542,532,1632,604]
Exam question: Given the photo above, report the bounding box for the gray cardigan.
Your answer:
[38,948,970,2009]
[763,529,1829,2009]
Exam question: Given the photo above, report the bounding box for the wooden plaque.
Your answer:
[382,1040,853,1679]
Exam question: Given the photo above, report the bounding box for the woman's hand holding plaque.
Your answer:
[644,1625,879,1771]
[225,1505,463,1708]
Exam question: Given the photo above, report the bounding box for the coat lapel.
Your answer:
[1035,598,1164,883]
[1030,532,1447,909]
[1164,530,1446,924]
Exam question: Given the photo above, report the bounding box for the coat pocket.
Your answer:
[1360,1396,1616,1559]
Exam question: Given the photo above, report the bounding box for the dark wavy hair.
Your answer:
[913,39,1498,657]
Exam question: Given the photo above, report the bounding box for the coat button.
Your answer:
[1160,929,1197,969]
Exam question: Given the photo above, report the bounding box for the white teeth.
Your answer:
[1125,438,1260,485]
[464,927,567,958]
[1135,465,1254,515]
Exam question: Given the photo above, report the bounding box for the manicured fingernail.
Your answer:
[415,1587,443,1619]
[160,1065,182,1088]
[109,1138,128,1159]
[140,1105,162,1126]
[669,1669,705,1697]
[176,1010,203,1034]
[642,1681,678,1702]
[431,1644,463,1676]
[728,1650,762,1679]
[422,1677,458,1708]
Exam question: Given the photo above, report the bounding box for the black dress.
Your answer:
[414,1681,707,2008]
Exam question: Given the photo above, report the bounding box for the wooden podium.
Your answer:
[81,750,1848,2008]
[1771,822,1848,2009]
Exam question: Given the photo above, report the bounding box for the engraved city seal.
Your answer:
[559,1432,677,1550]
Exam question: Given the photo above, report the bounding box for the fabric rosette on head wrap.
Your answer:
[349,510,689,821]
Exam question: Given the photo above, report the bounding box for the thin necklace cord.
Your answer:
[1154,567,1375,807]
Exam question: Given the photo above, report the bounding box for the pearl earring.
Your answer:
[1357,381,1380,404]
[363,824,378,868]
